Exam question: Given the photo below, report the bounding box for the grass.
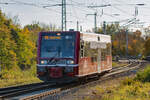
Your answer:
[0,77,41,88]
[0,65,42,88]
[112,61,128,67]
[86,64,150,100]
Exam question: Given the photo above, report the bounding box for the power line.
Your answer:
[46,0,60,3]
[0,0,61,14]
[112,6,133,16]
[0,2,16,4]
[1,0,148,31]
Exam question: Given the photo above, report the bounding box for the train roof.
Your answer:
[80,32,111,43]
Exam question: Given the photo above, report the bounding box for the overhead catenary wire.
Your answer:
[0,0,150,31]
[0,0,117,25]
[10,0,61,14]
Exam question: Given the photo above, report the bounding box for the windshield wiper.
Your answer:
[49,52,58,64]
[49,47,61,65]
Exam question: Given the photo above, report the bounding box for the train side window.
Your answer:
[101,43,111,61]
[80,41,84,58]
[98,36,100,41]
[101,43,107,61]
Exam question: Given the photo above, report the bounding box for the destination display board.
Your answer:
[44,36,61,40]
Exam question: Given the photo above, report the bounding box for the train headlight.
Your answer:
[40,60,48,65]
[67,60,74,64]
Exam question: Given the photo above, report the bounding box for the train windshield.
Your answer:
[40,32,76,58]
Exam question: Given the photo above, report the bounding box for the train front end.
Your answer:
[37,31,79,83]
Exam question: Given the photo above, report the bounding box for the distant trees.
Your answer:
[24,22,60,44]
[97,23,145,57]
[97,23,120,35]
[112,30,145,57]
[24,24,42,44]
[144,37,150,56]
[143,26,150,56]
[144,26,150,39]
[128,30,144,56]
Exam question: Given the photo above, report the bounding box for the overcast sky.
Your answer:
[0,0,150,31]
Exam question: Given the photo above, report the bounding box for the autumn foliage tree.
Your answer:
[98,23,145,57]
[24,22,60,44]
[144,37,150,56]
[0,10,35,71]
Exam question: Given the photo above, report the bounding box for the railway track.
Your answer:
[0,82,57,100]
[0,61,148,100]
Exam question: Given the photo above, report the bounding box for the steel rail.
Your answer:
[0,82,56,100]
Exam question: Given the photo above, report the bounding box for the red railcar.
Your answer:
[37,31,112,83]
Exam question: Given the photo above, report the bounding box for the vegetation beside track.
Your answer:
[0,10,49,88]
[0,64,41,88]
[112,62,128,67]
[86,64,150,100]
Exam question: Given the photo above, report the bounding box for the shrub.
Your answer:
[122,77,135,85]
[135,65,150,82]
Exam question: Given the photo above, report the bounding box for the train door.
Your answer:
[97,44,101,73]
[97,36,101,73]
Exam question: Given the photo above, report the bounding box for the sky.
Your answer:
[0,0,150,31]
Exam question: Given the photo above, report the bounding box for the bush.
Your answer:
[0,65,36,80]
[122,77,135,85]
[135,65,150,82]
[0,64,41,88]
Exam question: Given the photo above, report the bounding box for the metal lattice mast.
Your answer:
[86,12,97,33]
[94,12,97,33]
[77,21,79,31]
[62,0,66,31]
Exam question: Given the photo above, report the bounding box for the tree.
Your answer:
[0,10,36,70]
[97,23,144,57]
[144,26,150,39]
[0,11,17,70]
[97,23,120,35]
[144,37,150,56]
[24,23,42,44]
[24,22,60,44]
